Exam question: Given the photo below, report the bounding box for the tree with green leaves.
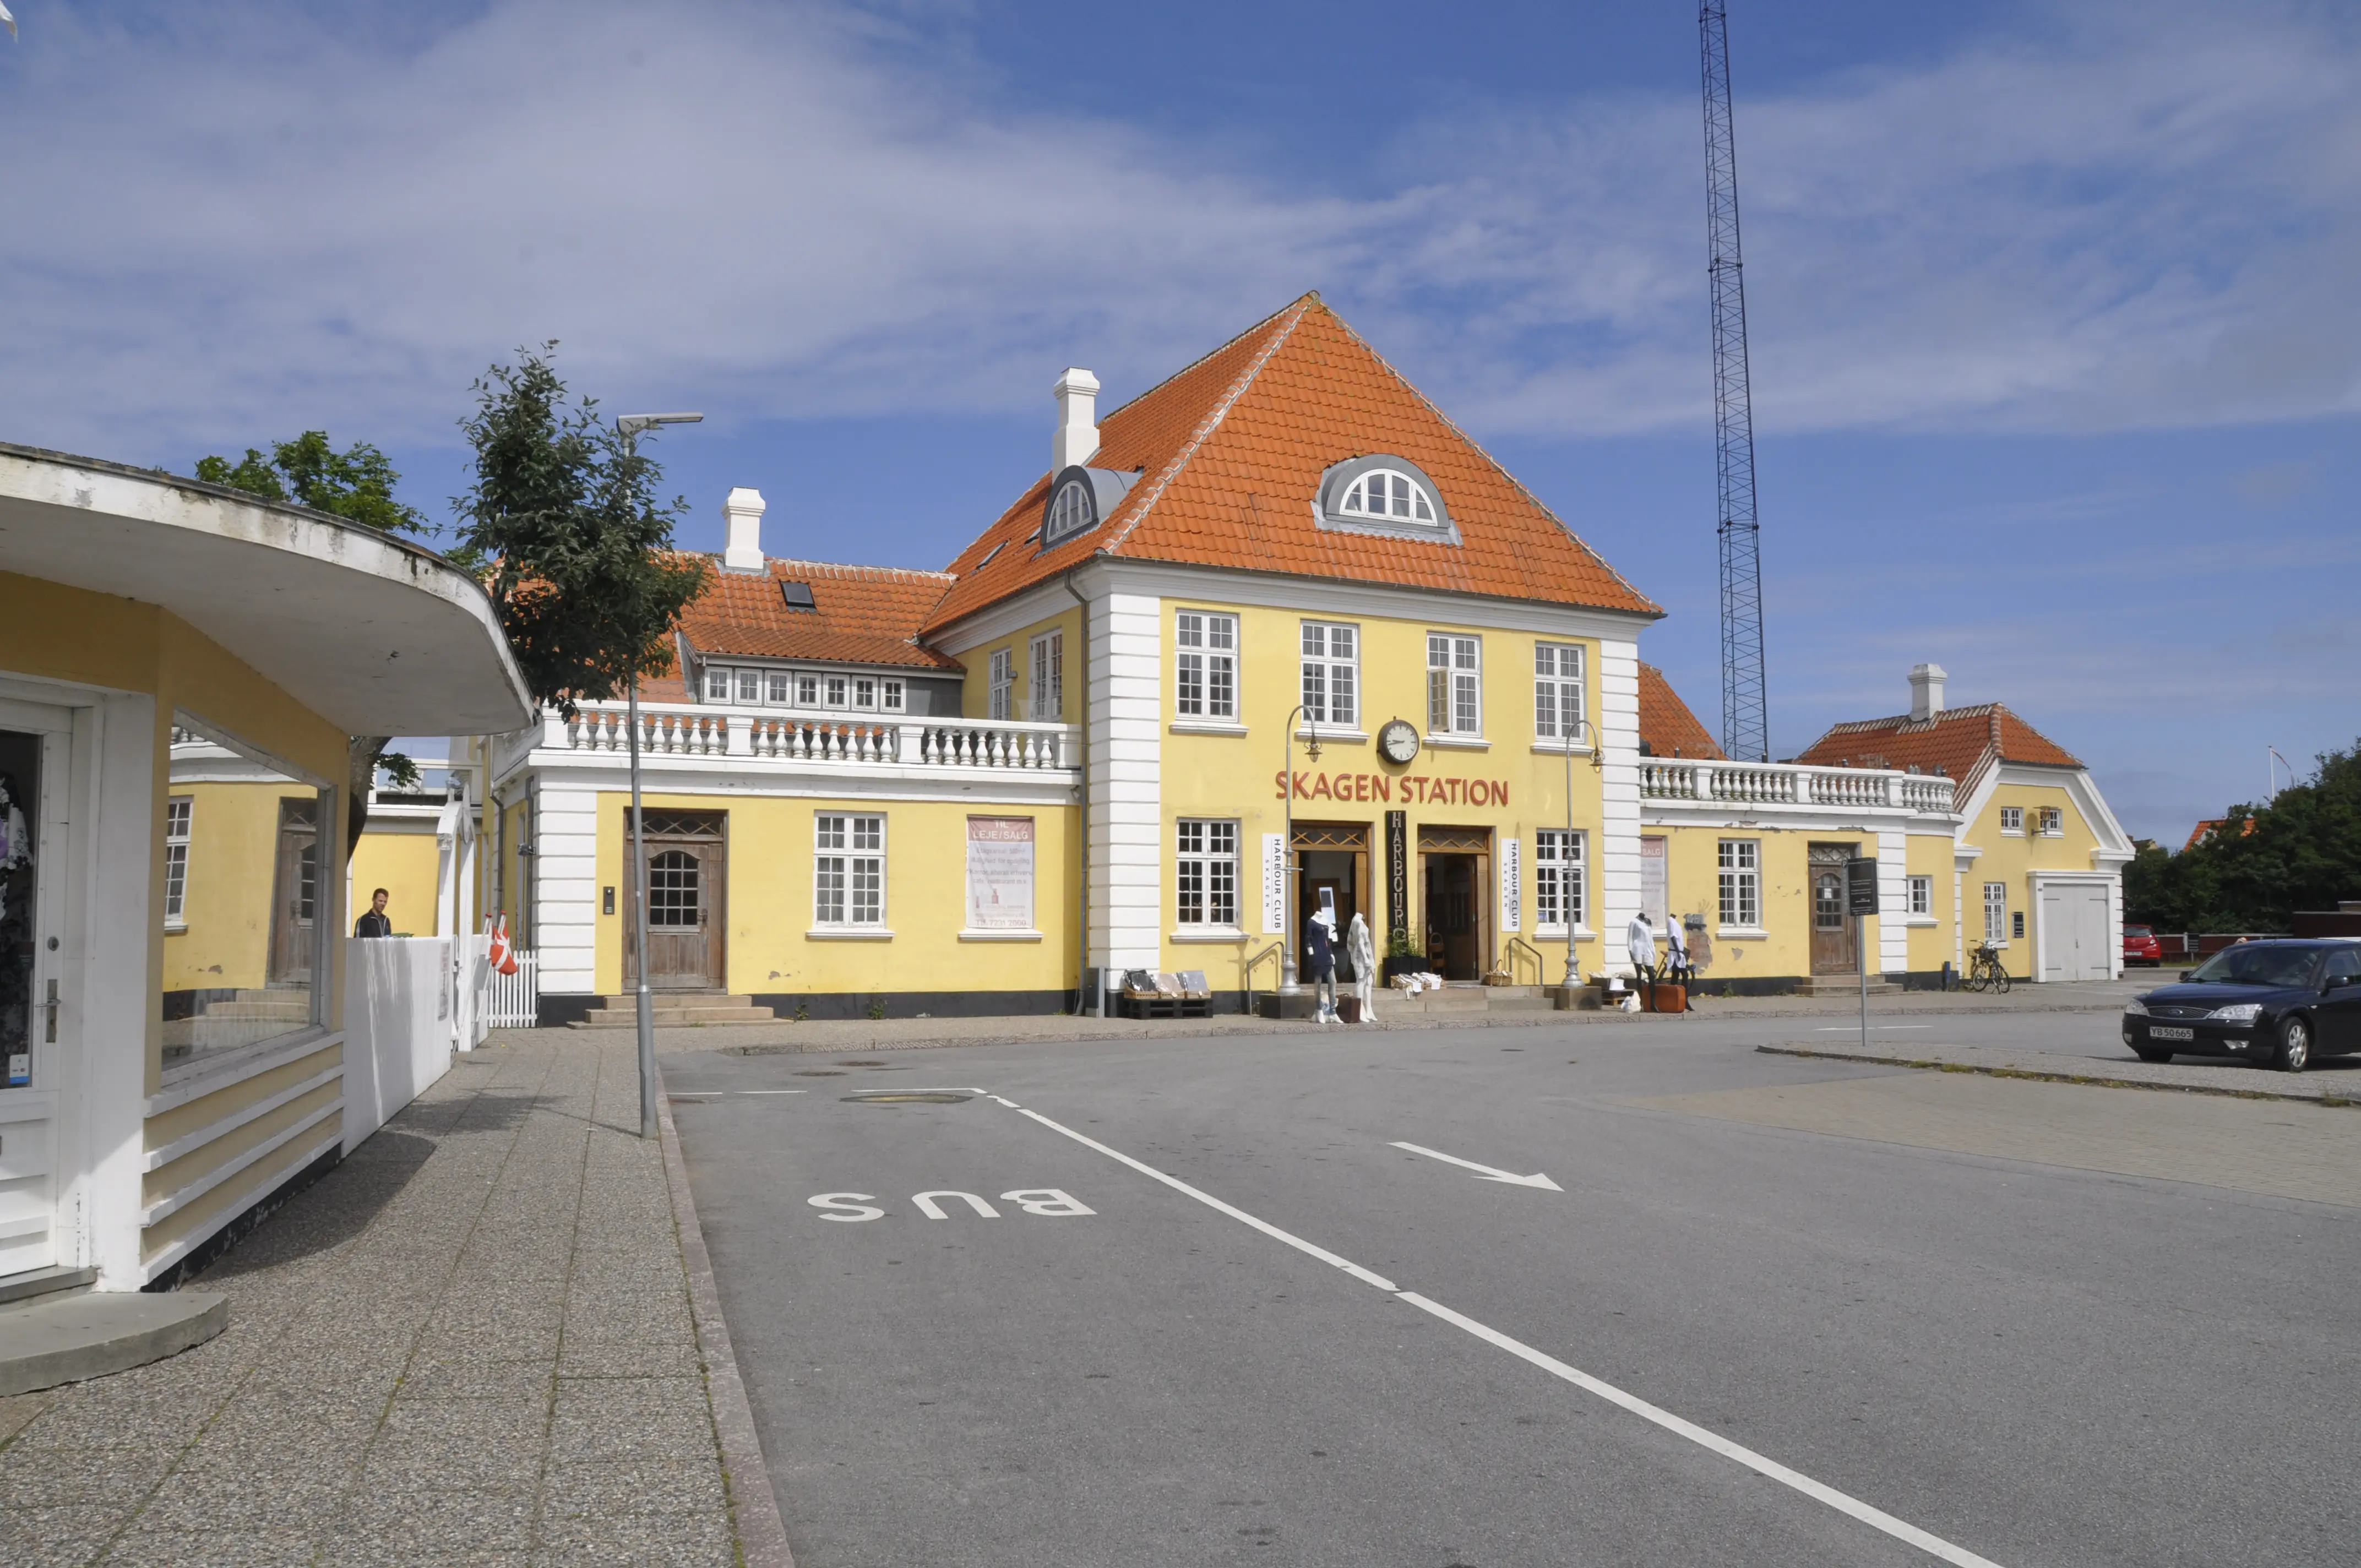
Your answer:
[194,431,429,857]
[2125,740,2361,934]
[451,344,709,719]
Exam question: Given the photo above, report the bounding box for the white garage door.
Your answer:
[2038,884,2111,982]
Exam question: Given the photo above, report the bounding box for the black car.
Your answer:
[2123,939,2361,1072]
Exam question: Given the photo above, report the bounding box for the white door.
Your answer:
[2038,884,2109,982]
[0,701,75,1278]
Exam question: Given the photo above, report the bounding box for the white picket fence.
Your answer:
[481,949,540,1028]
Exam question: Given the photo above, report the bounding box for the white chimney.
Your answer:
[722,487,766,572]
[1052,367,1100,471]
[1909,662,1947,722]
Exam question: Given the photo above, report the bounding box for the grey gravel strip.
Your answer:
[1760,1043,2361,1108]
[654,1088,793,1568]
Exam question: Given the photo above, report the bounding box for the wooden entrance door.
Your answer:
[1418,825,1492,982]
[1808,842,1857,975]
[1292,823,1369,981]
[267,797,320,987]
[626,810,727,991]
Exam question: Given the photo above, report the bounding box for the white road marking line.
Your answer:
[1389,1140,1562,1190]
[1813,1025,1933,1032]
[740,1090,808,1095]
[1007,1099,2005,1568]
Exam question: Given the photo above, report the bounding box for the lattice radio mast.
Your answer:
[1700,0,1769,762]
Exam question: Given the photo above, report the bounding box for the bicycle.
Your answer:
[1966,944,2011,994]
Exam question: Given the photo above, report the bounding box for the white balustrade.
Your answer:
[1641,756,1954,814]
[542,702,1074,774]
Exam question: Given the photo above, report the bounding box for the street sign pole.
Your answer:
[1845,857,1879,1054]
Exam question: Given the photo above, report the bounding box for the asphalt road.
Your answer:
[666,1010,2361,1567]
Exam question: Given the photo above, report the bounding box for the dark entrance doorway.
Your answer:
[267,796,319,987]
[627,809,728,991]
[1418,825,1492,982]
[1808,842,1859,975]
[1291,823,1368,982]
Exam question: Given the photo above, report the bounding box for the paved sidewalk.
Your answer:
[0,1035,784,1567]
[586,978,2135,1058]
[1760,1037,2361,1106]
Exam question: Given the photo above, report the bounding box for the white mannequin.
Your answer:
[1346,911,1377,1023]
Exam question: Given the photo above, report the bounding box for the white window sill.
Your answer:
[1533,925,1597,942]
[959,928,1042,942]
[1171,719,1247,736]
[1903,915,1939,928]
[1171,927,1249,944]
[164,920,188,934]
[2000,830,2025,837]
[1297,728,1368,745]
[1982,939,2011,950]
[807,927,894,941]
[1424,733,1490,750]
[1717,925,1770,940]
[1531,740,1594,755]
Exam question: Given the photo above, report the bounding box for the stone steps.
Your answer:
[570,994,782,1028]
[0,1267,226,1396]
[1792,976,1897,998]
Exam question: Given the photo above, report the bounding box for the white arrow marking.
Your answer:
[1389,1141,1562,1190]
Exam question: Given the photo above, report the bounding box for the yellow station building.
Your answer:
[486,295,2131,1022]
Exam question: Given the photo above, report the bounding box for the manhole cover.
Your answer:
[793,1070,847,1077]
[842,1092,971,1105]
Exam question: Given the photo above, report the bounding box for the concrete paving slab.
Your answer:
[0,1290,228,1397]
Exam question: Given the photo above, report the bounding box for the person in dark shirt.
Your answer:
[355,887,393,938]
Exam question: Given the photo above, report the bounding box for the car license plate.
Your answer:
[2151,1026,2194,1042]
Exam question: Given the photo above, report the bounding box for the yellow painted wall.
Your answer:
[590,791,1080,998]
[1903,831,1958,975]
[963,606,1085,722]
[162,779,319,994]
[1153,598,1609,989]
[1964,778,2103,977]
[349,823,443,937]
[1652,823,1830,984]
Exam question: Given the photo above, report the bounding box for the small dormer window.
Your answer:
[1314,454,1457,544]
[1044,480,1093,545]
[1340,469,1435,524]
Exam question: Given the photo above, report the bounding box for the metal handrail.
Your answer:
[1243,940,1284,1013]
[1504,935,1544,987]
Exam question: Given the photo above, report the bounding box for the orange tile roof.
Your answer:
[1638,664,1725,760]
[1792,703,2082,790]
[678,558,960,671]
[925,293,1661,633]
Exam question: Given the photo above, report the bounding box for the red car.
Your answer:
[2123,924,2163,966]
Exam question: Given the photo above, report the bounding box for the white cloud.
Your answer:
[0,0,2353,454]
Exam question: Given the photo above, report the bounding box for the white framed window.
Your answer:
[735,668,761,704]
[825,673,848,709]
[1339,467,1437,524]
[766,671,791,704]
[164,796,193,925]
[1535,829,1585,930]
[1428,634,1482,736]
[1044,478,1094,546]
[1909,875,1932,916]
[988,648,1015,721]
[1175,819,1240,927]
[1718,839,1760,928]
[2038,806,2061,836]
[1535,643,1585,741]
[883,679,905,712]
[795,671,820,706]
[815,813,886,927]
[1031,630,1064,722]
[853,677,877,710]
[704,666,731,701]
[1999,806,2023,834]
[1176,611,1238,720]
[1984,883,2008,944]
[1300,622,1357,728]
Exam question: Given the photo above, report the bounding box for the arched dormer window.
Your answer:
[1315,454,1458,545]
[1039,465,1141,550]
[1338,467,1436,524]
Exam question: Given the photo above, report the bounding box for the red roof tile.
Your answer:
[1638,664,1725,760]
[678,558,959,671]
[924,294,1661,634]
[1792,702,2082,788]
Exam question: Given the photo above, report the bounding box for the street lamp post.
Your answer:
[617,412,703,1141]
[1279,703,1321,997]
[1560,717,1604,994]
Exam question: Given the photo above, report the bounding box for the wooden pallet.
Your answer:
[1117,992,1212,1020]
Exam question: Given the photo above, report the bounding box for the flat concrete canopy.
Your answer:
[0,443,534,736]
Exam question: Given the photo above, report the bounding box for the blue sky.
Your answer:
[3,0,2355,842]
